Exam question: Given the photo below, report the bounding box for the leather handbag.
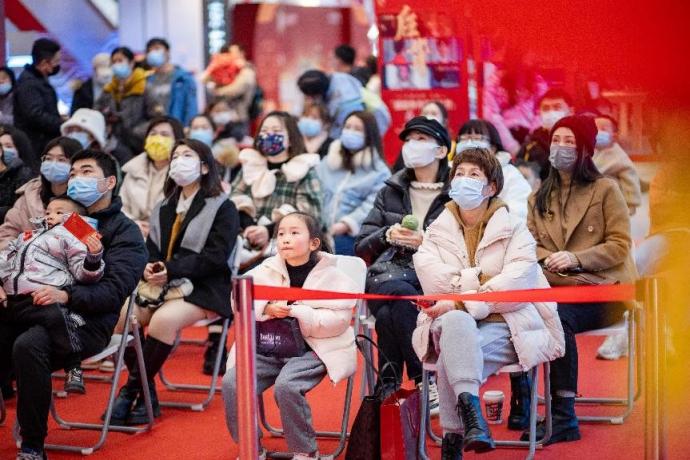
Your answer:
[345,335,400,460]
[255,317,307,358]
[135,278,193,309]
[542,266,618,287]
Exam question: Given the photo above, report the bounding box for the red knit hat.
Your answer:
[551,115,598,155]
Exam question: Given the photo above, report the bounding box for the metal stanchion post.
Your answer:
[233,276,258,460]
[644,278,660,460]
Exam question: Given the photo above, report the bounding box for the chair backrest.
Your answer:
[227,235,243,277]
[335,255,367,293]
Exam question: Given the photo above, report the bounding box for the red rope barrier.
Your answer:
[253,283,636,304]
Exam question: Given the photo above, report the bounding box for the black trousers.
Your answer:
[550,301,627,394]
[0,306,110,450]
[367,280,422,384]
[5,295,82,361]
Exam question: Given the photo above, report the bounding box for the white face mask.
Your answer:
[401,140,440,168]
[169,157,201,187]
[94,67,113,86]
[456,139,491,154]
[541,110,569,130]
[212,111,233,126]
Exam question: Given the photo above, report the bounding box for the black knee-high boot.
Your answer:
[126,337,173,425]
[105,326,145,424]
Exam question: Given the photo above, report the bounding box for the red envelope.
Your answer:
[63,213,98,244]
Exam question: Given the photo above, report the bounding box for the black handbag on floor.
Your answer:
[255,317,307,358]
[345,335,400,460]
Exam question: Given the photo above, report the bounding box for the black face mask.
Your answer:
[48,64,61,77]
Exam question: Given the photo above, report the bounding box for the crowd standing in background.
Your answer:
[0,36,657,460]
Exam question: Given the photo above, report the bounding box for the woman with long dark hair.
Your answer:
[0,136,83,249]
[230,110,322,257]
[109,138,239,426]
[526,115,636,444]
[316,111,390,255]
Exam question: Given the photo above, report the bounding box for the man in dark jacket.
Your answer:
[516,88,574,180]
[0,149,147,460]
[13,38,64,158]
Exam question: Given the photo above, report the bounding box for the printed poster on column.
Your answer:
[375,0,469,164]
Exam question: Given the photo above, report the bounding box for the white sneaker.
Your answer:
[418,381,440,417]
[596,330,629,360]
[99,356,115,372]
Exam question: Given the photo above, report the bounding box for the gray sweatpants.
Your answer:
[222,351,327,454]
[431,310,518,434]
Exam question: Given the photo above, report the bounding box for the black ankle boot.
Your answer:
[456,393,495,453]
[441,433,463,460]
[508,372,531,430]
[103,384,138,424]
[126,381,160,425]
[203,332,227,376]
[520,396,580,444]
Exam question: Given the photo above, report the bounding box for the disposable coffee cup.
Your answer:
[482,390,504,424]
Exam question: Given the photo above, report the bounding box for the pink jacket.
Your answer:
[413,205,565,370]
[0,178,44,250]
[230,252,359,384]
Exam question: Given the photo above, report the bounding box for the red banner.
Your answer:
[376,0,469,164]
[252,283,636,304]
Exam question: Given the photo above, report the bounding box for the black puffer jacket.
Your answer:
[147,191,240,318]
[71,78,95,114]
[516,127,551,180]
[13,65,62,162]
[355,163,450,290]
[0,160,33,222]
[64,197,148,335]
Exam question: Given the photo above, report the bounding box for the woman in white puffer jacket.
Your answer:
[412,148,564,458]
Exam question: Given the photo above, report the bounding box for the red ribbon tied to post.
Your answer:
[252,283,636,304]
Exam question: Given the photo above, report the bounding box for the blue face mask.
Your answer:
[83,216,99,230]
[40,160,71,184]
[298,118,323,138]
[2,147,18,166]
[189,129,214,147]
[595,131,612,148]
[112,62,132,80]
[340,129,366,152]
[449,176,488,210]
[67,177,106,207]
[0,82,12,96]
[67,131,91,149]
[146,49,166,68]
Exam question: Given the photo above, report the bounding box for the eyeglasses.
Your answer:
[41,155,69,163]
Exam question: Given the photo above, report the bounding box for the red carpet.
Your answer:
[0,329,650,459]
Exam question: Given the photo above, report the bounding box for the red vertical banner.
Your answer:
[375,0,469,164]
